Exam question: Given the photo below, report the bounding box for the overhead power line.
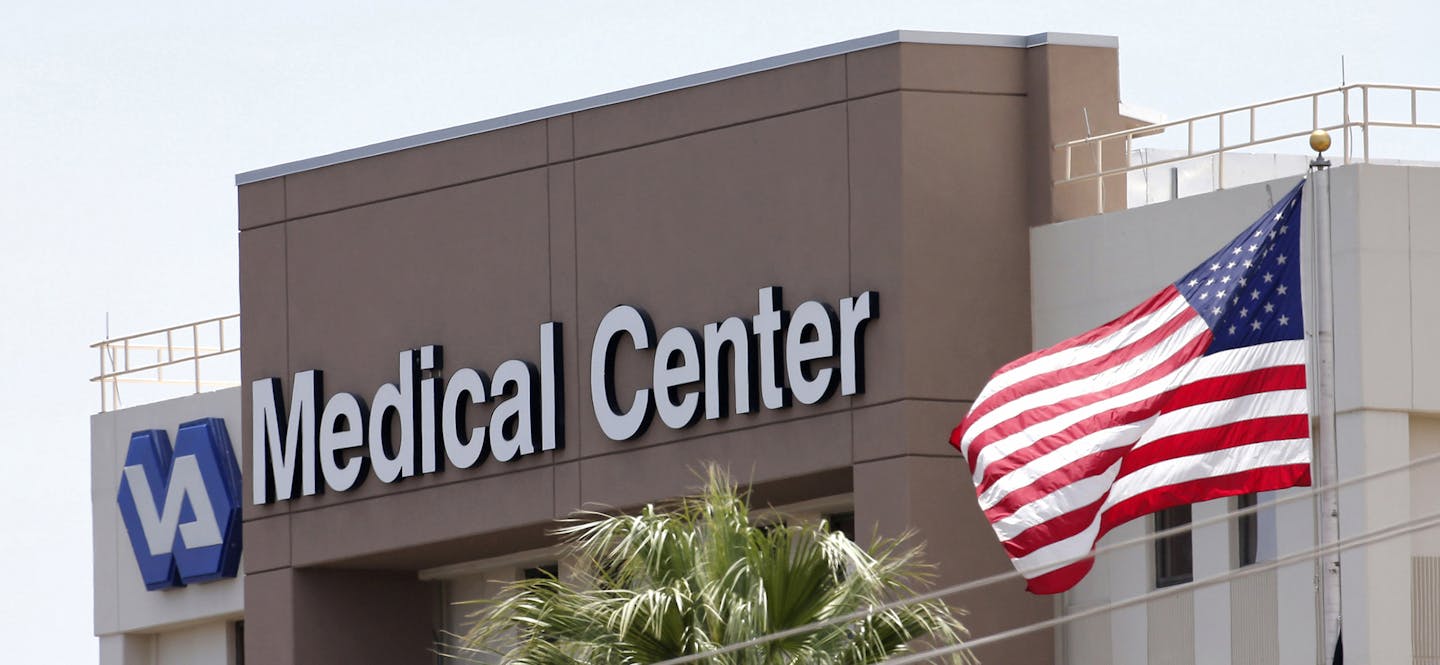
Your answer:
[883,505,1440,664]
[652,448,1440,665]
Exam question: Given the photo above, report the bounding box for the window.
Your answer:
[1154,505,1193,588]
[824,511,856,542]
[1235,493,1259,567]
[233,620,244,665]
[524,563,559,581]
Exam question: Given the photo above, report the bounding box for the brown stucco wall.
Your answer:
[238,36,1124,664]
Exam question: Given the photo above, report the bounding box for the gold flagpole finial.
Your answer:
[1310,129,1332,170]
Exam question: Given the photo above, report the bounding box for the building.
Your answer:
[91,383,244,663]
[1040,166,1440,665]
[91,29,1440,664]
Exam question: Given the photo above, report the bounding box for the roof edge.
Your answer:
[235,30,1117,185]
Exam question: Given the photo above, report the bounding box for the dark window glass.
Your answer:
[825,511,856,542]
[1154,505,1194,588]
[757,519,783,536]
[521,563,562,647]
[234,620,245,665]
[1236,493,1259,567]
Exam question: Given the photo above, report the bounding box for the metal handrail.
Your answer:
[91,314,240,412]
[1056,83,1440,213]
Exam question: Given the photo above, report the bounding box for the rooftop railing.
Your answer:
[91,314,240,412]
[1057,83,1440,214]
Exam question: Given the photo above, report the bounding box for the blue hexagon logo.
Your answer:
[116,418,242,590]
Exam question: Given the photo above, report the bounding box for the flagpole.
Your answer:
[1305,129,1343,665]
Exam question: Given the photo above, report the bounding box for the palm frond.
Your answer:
[461,463,977,665]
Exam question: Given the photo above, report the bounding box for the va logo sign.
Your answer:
[117,418,243,590]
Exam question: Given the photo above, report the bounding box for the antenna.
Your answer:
[1082,107,1093,137]
[1341,55,1346,87]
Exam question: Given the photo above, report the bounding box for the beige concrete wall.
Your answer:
[99,623,239,665]
[91,389,244,639]
[236,36,1127,665]
[1034,165,1440,665]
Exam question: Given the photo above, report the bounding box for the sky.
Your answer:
[1,1,1435,660]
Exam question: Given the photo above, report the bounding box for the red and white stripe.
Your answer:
[949,285,1311,594]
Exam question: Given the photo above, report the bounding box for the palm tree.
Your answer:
[454,465,974,664]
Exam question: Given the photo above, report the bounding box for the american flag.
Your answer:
[950,179,1313,594]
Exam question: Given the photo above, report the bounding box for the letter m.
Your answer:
[252,371,321,504]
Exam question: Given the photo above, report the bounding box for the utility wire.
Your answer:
[651,448,1440,665]
[883,505,1440,664]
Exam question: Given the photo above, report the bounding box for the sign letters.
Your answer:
[252,287,876,505]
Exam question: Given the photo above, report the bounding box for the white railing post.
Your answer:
[192,323,201,394]
[98,345,106,411]
[1096,138,1105,213]
[1218,113,1226,190]
[1362,85,1371,163]
[1343,87,1352,165]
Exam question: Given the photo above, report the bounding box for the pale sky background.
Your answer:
[2,1,1435,660]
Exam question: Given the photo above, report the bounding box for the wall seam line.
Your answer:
[240,88,1021,229]
[283,216,295,564]
[571,127,582,508]
[1407,167,1416,410]
[546,126,556,521]
[853,452,966,464]
[845,53,856,468]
